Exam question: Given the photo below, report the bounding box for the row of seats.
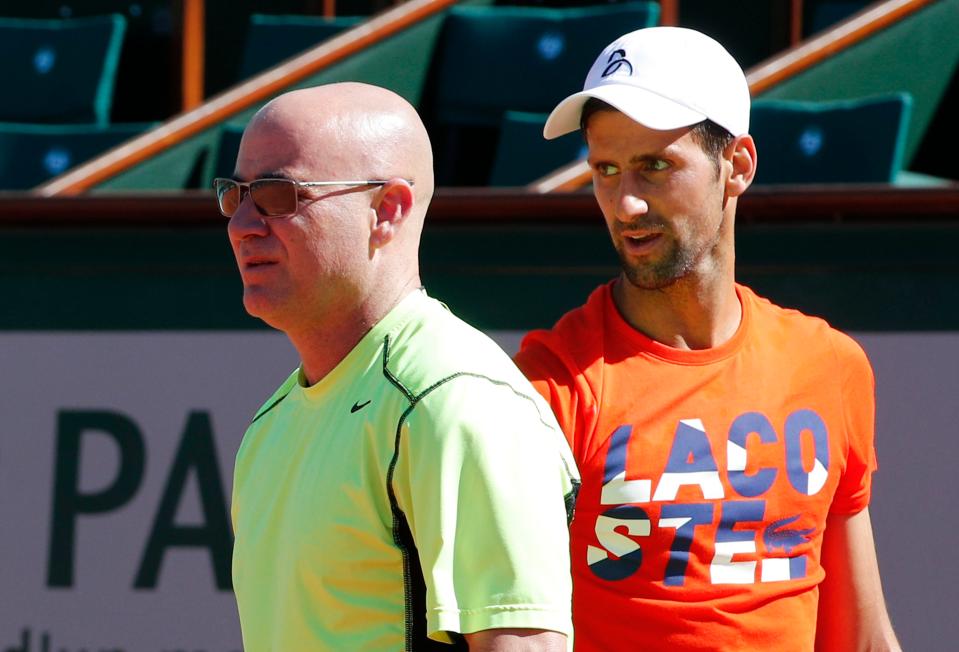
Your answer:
[0,4,928,189]
[0,14,126,125]
[0,14,142,189]
[0,10,396,126]
[486,93,915,186]
[0,3,660,189]
[207,93,917,187]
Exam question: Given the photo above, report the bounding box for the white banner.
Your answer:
[0,333,298,652]
[1,331,956,651]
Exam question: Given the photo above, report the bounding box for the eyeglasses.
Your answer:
[213,177,410,218]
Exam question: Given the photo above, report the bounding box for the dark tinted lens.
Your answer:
[250,179,297,217]
[214,179,240,217]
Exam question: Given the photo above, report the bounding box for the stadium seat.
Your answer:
[0,122,153,190]
[806,1,870,36]
[750,93,913,184]
[429,1,658,185]
[432,2,660,126]
[490,111,586,186]
[237,14,363,80]
[211,123,247,181]
[0,15,127,125]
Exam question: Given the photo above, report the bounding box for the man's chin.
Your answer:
[619,261,685,291]
[242,291,277,322]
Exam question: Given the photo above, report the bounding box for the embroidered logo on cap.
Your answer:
[602,49,633,77]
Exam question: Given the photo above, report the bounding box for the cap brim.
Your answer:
[543,84,708,140]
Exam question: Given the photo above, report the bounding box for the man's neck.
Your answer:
[290,277,421,386]
[612,272,742,351]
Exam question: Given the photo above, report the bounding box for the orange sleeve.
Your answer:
[514,332,584,459]
[829,332,878,515]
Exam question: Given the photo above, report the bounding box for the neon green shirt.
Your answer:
[231,290,579,651]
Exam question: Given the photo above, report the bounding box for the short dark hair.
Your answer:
[580,97,734,169]
[689,120,735,165]
[579,97,615,133]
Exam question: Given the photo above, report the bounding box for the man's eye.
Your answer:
[596,163,620,177]
[648,159,669,172]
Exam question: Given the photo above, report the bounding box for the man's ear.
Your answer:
[725,134,758,198]
[370,179,414,249]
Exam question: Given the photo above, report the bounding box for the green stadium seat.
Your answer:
[0,15,127,125]
[0,122,153,189]
[211,123,248,181]
[432,2,660,126]
[750,93,913,184]
[806,1,870,36]
[489,111,586,186]
[237,14,363,80]
[430,1,658,185]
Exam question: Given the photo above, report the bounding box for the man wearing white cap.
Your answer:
[515,27,900,651]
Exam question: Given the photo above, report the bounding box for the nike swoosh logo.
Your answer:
[350,400,371,413]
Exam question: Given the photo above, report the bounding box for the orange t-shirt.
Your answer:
[515,282,876,652]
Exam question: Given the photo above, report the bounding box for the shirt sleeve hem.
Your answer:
[828,495,870,515]
[428,605,572,639]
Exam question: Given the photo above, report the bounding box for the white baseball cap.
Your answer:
[543,27,750,139]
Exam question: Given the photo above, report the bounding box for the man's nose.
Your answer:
[227,192,270,240]
[616,178,650,222]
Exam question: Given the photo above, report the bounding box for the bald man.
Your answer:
[220,82,579,652]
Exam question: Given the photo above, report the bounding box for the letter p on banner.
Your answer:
[47,410,145,587]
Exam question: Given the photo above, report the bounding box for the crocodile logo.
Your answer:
[763,514,815,554]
